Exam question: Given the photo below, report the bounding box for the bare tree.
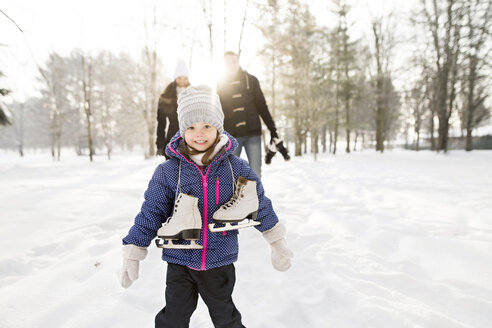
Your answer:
[328,0,359,154]
[406,77,428,151]
[278,0,316,156]
[237,0,251,56]
[340,5,353,153]
[92,51,121,160]
[421,0,465,152]
[142,5,162,158]
[462,0,492,151]
[370,11,398,153]
[331,1,354,153]
[39,53,69,161]
[80,53,95,161]
[351,68,372,151]
[201,0,214,61]
[258,0,285,121]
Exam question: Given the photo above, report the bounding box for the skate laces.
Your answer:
[173,194,182,213]
[163,194,182,226]
[162,216,173,226]
[222,187,245,209]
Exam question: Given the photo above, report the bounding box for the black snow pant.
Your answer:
[155,263,245,328]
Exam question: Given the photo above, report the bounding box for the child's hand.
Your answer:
[270,239,293,271]
[262,223,293,272]
[120,244,148,288]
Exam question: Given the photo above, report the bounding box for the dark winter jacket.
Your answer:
[217,69,278,139]
[156,81,189,152]
[122,131,279,270]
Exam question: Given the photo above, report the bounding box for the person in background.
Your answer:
[217,51,285,177]
[156,58,190,157]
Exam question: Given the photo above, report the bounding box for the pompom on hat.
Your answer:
[177,85,224,136]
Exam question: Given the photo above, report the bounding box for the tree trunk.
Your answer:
[435,0,456,153]
[237,0,250,56]
[334,86,339,154]
[345,94,350,153]
[322,124,327,152]
[17,102,25,157]
[430,111,436,150]
[82,55,95,162]
[294,115,302,156]
[465,128,473,151]
[56,141,61,161]
[329,128,333,153]
[373,21,385,153]
[375,76,385,152]
[312,129,319,154]
[303,132,307,154]
[85,109,94,162]
[463,0,490,151]
[143,8,160,158]
[312,130,318,160]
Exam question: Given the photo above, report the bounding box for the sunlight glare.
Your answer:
[190,59,225,89]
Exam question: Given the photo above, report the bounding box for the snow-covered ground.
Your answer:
[1,149,491,328]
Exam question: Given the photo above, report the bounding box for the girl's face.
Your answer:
[175,76,189,88]
[184,122,218,151]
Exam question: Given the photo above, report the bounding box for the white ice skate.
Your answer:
[155,193,203,249]
[209,177,260,232]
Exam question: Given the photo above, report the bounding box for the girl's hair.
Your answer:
[182,131,221,166]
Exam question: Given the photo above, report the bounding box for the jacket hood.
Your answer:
[165,130,238,164]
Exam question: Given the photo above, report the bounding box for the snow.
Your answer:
[1,149,491,328]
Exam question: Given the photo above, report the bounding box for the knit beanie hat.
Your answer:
[173,58,189,79]
[177,85,224,136]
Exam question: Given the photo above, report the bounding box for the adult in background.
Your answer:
[217,51,283,177]
[156,59,190,157]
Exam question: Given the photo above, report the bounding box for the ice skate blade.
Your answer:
[212,211,258,222]
[208,220,260,232]
[156,229,200,240]
[155,239,203,249]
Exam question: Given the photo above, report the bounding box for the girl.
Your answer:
[121,85,293,328]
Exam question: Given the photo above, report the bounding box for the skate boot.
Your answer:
[275,139,291,161]
[209,177,260,232]
[264,138,290,164]
[155,193,203,249]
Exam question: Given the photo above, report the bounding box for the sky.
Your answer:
[1,0,420,102]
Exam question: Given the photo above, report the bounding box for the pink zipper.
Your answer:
[200,175,209,270]
[167,136,233,270]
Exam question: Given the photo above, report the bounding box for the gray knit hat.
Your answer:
[177,85,224,136]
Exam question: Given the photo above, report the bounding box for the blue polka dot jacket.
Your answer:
[122,131,279,270]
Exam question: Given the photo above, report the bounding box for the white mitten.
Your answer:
[262,223,293,272]
[120,244,148,288]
